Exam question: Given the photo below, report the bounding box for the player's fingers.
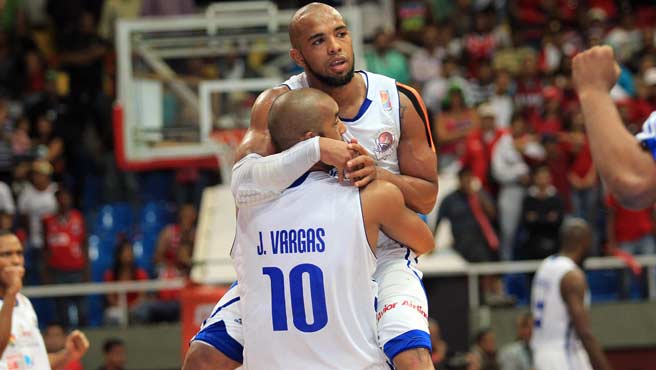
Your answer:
[347,155,373,170]
[335,165,345,183]
[354,173,376,187]
[347,166,374,180]
[346,143,371,157]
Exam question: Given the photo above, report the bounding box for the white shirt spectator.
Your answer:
[489,93,514,128]
[0,181,15,214]
[410,48,445,87]
[18,183,57,249]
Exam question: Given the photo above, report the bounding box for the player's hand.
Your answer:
[319,137,353,183]
[65,330,90,361]
[1,266,24,296]
[572,46,621,96]
[346,142,376,187]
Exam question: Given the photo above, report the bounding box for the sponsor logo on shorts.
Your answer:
[376,300,428,321]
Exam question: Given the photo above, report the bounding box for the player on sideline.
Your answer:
[223,88,434,369]
[572,46,656,208]
[530,219,613,370]
[184,3,438,370]
[0,231,90,370]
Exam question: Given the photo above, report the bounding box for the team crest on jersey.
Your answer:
[374,130,395,160]
[380,90,392,111]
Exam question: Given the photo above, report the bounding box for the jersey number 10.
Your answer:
[263,263,328,333]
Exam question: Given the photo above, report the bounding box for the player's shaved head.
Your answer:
[560,218,592,256]
[268,88,336,151]
[289,2,344,49]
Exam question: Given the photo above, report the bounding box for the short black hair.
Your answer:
[103,338,124,353]
[45,321,67,331]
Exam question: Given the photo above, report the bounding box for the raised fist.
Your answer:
[572,46,621,96]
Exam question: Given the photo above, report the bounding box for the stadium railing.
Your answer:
[21,255,656,325]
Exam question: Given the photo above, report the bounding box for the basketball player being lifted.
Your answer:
[184,3,438,370]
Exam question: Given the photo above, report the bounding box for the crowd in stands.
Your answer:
[370,0,656,305]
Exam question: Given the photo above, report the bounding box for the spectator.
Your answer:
[364,29,411,85]
[154,203,196,275]
[436,167,497,263]
[43,322,84,370]
[542,135,572,211]
[17,160,57,284]
[422,57,472,114]
[0,179,14,216]
[492,114,544,260]
[470,328,499,370]
[565,111,597,224]
[0,99,14,183]
[468,62,495,106]
[498,313,534,370]
[514,53,543,120]
[97,338,126,370]
[606,194,656,299]
[410,24,445,90]
[11,115,31,160]
[33,113,65,180]
[461,103,505,194]
[488,69,514,128]
[103,239,149,325]
[530,86,564,135]
[518,166,565,260]
[434,86,479,169]
[43,188,87,327]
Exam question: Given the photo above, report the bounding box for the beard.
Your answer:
[303,54,355,87]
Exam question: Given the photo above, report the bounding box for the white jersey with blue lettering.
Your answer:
[637,111,656,160]
[282,71,415,267]
[232,171,387,370]
[531,255,592,370]
[282,71,430,360]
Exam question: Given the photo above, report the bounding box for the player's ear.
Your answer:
[290,48,306,68]
[301,131,316,141]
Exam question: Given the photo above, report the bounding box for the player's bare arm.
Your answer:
[561,270,613,370]
[0,265,23,357]
[355,87,438,214]
[182,341,240,370]
[573,46,656,208]
[361,180,435,255]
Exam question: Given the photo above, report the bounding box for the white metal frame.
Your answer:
[115,5,365,165]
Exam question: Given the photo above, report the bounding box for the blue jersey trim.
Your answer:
[640,136,656,161]
[193,320,243,363]
[382,329,432,361]
[288,172,311,189]
[210,296,240,319]
[404,248,427,299]
[342,71,371,123]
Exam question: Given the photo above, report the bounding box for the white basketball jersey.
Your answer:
[531,256,591,357]
[232,171,388,370]
[282,71,417,268]
[0,294,51,370]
